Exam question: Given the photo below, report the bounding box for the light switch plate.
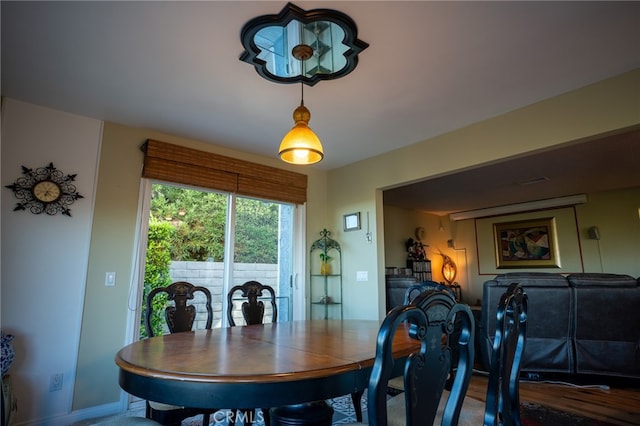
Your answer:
[105,272,116,287]
[356,271,368,282]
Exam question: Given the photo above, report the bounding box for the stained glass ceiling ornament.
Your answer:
[239,2,369,86]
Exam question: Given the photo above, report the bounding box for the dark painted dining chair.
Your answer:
[346,288,476,426]
[227,280,278,326]
[481,282,528,425]
[226,281,278,425]
[403,280,457,305]
[143,281,218,426]
[434,282,529,425]
[387,281,459,395]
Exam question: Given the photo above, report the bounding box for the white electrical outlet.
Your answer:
[50,373,63,392]
[105,272,116,287]
[356,271,368,282]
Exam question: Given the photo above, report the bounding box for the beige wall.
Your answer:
[1,99,103,424]
[576,187,640,273]
[329,69,640,320]
[73,123,328,410]
[384,187,640,305]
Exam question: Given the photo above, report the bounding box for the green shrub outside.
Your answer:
[139,220,173,339]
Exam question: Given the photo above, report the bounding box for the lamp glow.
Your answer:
[441,254,457,285]
[279,102,324,165]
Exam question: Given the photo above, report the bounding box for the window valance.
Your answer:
[141,139,307,204]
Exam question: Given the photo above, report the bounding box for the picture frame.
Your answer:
[494,217,560,268]
[343,212,361,232]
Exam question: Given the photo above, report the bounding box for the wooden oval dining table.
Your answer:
[115,319,417,411]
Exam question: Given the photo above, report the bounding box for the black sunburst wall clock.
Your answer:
[5,162,83,217]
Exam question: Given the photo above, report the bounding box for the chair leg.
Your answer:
[351,390,364,422]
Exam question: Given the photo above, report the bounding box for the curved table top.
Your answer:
[116,319,416,409]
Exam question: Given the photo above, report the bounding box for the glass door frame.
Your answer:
[123,178,307,341]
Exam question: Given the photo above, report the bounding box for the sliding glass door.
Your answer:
[232,195,294,323]
[137,181,297,337]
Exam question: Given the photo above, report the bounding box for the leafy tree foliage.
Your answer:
[149,184,278,263]
[140,220,173,338]
[235,197,279,263]
[151,185,227,261]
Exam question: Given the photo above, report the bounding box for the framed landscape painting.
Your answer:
[494,217,560,268]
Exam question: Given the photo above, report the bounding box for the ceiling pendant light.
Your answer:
[278,45,324,165]
[240,3,368,165]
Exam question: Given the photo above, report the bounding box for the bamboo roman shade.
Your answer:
[141,139,308,204]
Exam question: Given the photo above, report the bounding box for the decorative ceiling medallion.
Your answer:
[240,2,368,86]
[5,162,83,216]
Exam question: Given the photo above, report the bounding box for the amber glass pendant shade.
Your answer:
[279,103,324,165]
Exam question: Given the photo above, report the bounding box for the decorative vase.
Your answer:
[1,331,15,376]
[320,261,330,275]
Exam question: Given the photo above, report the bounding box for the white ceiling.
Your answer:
[2,1,639,214]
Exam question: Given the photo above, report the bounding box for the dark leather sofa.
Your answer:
[478,272,640,378]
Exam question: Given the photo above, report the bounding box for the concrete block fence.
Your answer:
[169,261,283,329]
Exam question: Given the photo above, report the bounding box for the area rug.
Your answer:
[175,398,617,425]
[520,402,617,426]
[94,396,616,425]
[179,396,363,425]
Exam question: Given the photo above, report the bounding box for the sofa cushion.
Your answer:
[493,272,568,287]
[570,273,640,377]
[480,277,573,374]
[567,273,638,287]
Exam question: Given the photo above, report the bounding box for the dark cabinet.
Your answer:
[385,276,417,312]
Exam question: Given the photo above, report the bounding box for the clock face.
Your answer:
[33,180,62,203]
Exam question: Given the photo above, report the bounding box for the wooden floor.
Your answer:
[466,372,640,426]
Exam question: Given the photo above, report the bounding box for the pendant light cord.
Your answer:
[300,59,305,106]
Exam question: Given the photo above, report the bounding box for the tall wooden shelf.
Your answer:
[407,259,432,282]
[309,229,342,320]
